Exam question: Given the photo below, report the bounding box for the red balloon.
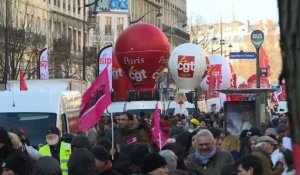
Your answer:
[115,23,170,91]
[247,74,269,88]
[112,50,132,100]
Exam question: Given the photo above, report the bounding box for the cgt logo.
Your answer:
[129,66,147,82]
[177,55,195,78]
[112,67,123,79]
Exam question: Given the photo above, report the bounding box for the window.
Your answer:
[105,16,112,35]
[73,29,77,51]
[77,0,80,14]
[58,0,60,7]
[63,0,65,9]
[73,0,75,13]
[117,17,124,35]
[54,0,56,6]
[78,31,81,51]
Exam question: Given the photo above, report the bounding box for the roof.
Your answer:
[216,88,275,94]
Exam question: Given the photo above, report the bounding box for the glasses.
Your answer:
[117,118,129,121]
[198,143,211,147]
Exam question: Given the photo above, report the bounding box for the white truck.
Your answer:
[0,79,85,148]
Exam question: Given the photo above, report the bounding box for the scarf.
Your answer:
[195,145,217,165]
[99,160,113,173]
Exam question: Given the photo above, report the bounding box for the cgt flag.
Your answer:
[19,70,28,91]
[79,67,111,132]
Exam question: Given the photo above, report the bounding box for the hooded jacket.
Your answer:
[115,120,149,147]
[31,156,62,175]
[0,127,17,174]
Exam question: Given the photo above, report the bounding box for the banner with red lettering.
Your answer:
[39,48,49,79]
[207,64,222,98]
[98,45,113,90]
[80,67,112,132]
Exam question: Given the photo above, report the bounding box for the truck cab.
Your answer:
[0,90,81,148]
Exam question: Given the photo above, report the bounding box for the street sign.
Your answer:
[229,52,256,59]
[251,30,264,48]
[260,68,268,77]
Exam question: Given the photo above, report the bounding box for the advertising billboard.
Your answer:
[224,101,256,136]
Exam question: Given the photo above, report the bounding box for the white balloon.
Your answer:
[200,55,232,91]
[236,75,248,87]
[168,43,207,90]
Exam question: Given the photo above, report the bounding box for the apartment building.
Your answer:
[91,0,189,50]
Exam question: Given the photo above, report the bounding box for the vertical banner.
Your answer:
[19,70,28,91]
[39,48,49,79]
[98,45,113,90]
[207,65,222,98]
[79,67,112,132]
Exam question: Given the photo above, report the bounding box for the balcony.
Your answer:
[162,24,190,41]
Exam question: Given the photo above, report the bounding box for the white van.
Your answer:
[124,101,163,115]
[0,90,81,148]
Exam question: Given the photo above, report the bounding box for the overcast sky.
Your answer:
[187,0,279,24]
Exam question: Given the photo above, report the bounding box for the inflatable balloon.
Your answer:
[168,43,207,90]
[115,23,170,91]
[200,55,232,91]
[236,75,248,89]
[112,50,132,100]
[247,74,269,88]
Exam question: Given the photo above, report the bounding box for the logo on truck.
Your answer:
[177,55,195,78]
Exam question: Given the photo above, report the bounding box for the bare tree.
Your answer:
[188,15,214,51]
[0,0,46,80]
[277,0,300,162]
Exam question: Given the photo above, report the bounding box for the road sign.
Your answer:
[260,68,268,77]
[251,30,264,48]
[229,52,256,59]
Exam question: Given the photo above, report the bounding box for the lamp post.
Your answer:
[129,9,163,25]
[4,0,11,89]
[80,0,98,81]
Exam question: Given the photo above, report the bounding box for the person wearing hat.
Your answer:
[256,135,286,173]
[90,146,120,175]
[39,126,71,175]
[141,153,169,175]
[71,134,91,151]
[189,118,200,130]
[67,148,96,175]
[2,151,31,175]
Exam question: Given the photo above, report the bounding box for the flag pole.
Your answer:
[110,112,114,160]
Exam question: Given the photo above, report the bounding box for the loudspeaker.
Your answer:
[128,90,136,101]
[185,91,195,103]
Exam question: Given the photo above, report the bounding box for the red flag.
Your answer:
[152,102,168,150]
[207,65,222,98]
[260,47,271,77]
[20,70,28,91]
[79,67,112,132]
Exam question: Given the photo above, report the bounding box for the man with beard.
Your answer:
[115,112,149,150]
[39,126,71,175]
[186,129,233,175]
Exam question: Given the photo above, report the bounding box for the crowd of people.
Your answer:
[0,110,295,175]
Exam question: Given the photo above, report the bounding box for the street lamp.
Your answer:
[162,21,187,33]
[130,9,163,25]
[79,0,98,81]
[211,37,225,55]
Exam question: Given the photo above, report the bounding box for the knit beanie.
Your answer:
[90,146,110,162]
[68,148,96,175]
[71,134,91,149]
[141,153,167,174]
[47,126,60,136]
[2,151,31,175]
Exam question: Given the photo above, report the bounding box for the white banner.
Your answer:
[98,45,112,90]
[39,48,49,79]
